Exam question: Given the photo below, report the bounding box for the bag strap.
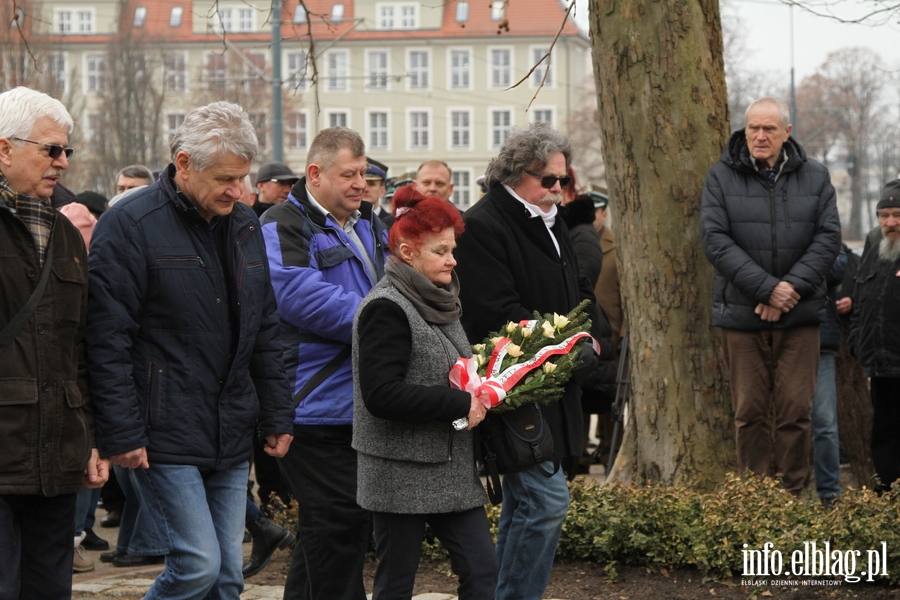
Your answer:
[482,447,503,505]
[0,244,54,358]
[292,345,351,409]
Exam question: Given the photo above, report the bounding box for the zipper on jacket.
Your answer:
[157,255,205,267]
[782,191,791,229]
[770,188,778,275]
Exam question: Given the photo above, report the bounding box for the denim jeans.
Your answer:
[811,352,840,499]
[495,463,569,600]
[132,461,249,600]
[115,464,166,556]
[74,486,100,535]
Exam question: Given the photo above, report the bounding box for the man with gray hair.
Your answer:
[701,97,841,496]
[454,122,601,600]
[86,101,294,599]
[0,86,109,598]
[115,164,154,196]
[260,127,386,600]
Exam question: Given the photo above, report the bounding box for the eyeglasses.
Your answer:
[11,137,74,160]
[524,169,571,189]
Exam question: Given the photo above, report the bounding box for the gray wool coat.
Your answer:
[352,280,487,514]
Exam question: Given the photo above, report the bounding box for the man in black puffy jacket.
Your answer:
[701,97,841,495]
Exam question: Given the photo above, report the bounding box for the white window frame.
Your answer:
[488,46,513,89]
[366,109,390,151]
[50,52,67,94]
[293,4,307,23]
[529,45,554,88]
[169,6,183,27]
[84,53,107,93]
[325,109,350,129]
[406,108,432,152]
[325,50,349,92]
[377,4,394,29]
[286,51,308,91]
[164,51,187,92]
[451,168,473,209]
[366,49,390,91]
[166,113,185,143]
[134,6,147,27]
[400,4,417,28]
[447,47,472,90]
[456,1,469,22]
[203,51,227,93]
[447,108,473,151]
[238,7,254,31]
[406,48,430,91]
[530,107,555,126]
[55,10,72,33]
[489,107,514,150]
[243,51,266,91]
[77,9,94,33]
[490,1,504,20]
[332,3,344,22]
[285,110,310,150]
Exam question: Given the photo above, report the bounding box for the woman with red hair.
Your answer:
[351,186,498,599]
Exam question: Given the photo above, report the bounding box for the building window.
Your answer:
[3,55,28,88]
[250,113,267,149]
[216,8,233,31]
[450,49,470,89]
[86,114,102,143]
[532,109,553,126]
[54,9,92,34]
[55,10,72,33]
[78,10,93,33]
[329,111,348,128]
[450,110,471,149]
[134,7,147,27]
[377,3,416,29]
[286,111,308,149]
[490,1,504,20]
[332,3,344,22]
[409,110,429,150]
[243,52,266,90]
[367,51,388,90]
[378,5,394,28]
[238,8,253,31]
[451,170,471,208]
[456,1,468,22]
[491,109,512,148]
[85,54,107,93]
[408,50,429,90]
[50,52,67,93]
[163,53,185,92]
[167,113,185,143]
[490,48,511,88]
[326,51,348,91]
[287,51,308,90]
[170,6,183,27]
[204,53,227,93]
[400,5,416,28]
[369,111,389,150]
[531,47,552,87]
[293,4,307,23]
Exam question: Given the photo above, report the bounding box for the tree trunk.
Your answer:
[588,0,735,489]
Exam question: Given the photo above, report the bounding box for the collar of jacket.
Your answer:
[724,130,807,177]
[488,183,566,260]
[160,163,231,228]
[288,176,377,229]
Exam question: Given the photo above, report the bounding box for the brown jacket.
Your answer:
[595,225,624,345]
[0,197,94,496]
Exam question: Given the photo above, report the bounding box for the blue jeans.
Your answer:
[115,464,166,556]
[811,352,840,499]
[132,462,249,600]
[495,463,569,600]
[74,486,100,535]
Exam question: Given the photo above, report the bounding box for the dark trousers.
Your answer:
[0,493,76,600]
[721,326,819,494]
[372,507,498,600]
[870,377,900,491]
[278,425,371,600]
[252,431,291,507]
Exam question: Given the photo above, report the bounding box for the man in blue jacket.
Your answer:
[86,101,294,600]
[260,127,387,600]
[701,97,841,496]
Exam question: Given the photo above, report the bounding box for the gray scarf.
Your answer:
[385,256,462,325]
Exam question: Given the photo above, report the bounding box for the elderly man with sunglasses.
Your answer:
[0,86,109,599]
[454,122,601,600]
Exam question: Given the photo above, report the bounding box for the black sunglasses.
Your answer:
[11,137,74,160]
[524,169,571,189]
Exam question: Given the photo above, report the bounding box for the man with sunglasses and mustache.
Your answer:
[0,86,110,599]
[454,122,601,600]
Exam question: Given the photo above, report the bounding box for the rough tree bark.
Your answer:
[588,0,735,489]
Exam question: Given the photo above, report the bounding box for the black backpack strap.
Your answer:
[292,345,352,409]
[0,244,54,358]
[482,447,503,505]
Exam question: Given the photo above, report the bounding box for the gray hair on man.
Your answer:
[170,102,258,171]
[484,122,572,188]
[115,164,154,184]
[0,86,73,141]
[306,127,365,171]
[745,97,792,128]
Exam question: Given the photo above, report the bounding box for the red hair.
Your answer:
[388,185,464,254]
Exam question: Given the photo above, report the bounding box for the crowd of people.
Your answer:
[2,84,898,600]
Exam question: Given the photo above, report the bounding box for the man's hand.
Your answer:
[836,296,852,315]
[768,281,800,312]
[755,303,783,322]
[111,447,149,469]
[263,434,293,458]
[84,448,110,488]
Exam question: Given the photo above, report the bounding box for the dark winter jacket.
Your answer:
[86,166,294,468]
[260,178,388,425]
[455,184,602,462]
[0,198,94,496]
[700,132,842,330]
[849,242,900,378]
[820,246,847,352]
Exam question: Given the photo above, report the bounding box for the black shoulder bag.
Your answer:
[0,245,54,358]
